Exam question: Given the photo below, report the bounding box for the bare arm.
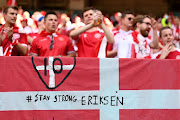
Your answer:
[15,43,28,56]
[95,11,114,44]
[101,22,114,44]
[149,18,159,49]
[66,52,76,57]
[70,23,93,38]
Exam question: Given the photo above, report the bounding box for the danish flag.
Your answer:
[1,57,180,120]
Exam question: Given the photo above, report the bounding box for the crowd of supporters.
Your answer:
[0,5,179,59]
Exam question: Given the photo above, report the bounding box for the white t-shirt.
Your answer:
[118,32,152,58]
[113,29,133,58]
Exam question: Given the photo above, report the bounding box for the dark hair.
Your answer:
[44,11,57,21]
[159,26,173,37]
[132,15,151,30]
[3,6,18,14]
[121,11,134,19]
[82,6,95,14]
[113,21,118,27]
[82,6,99,18]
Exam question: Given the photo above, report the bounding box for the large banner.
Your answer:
[0,57,180,120]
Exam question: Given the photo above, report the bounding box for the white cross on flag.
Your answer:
[0,57,180,120]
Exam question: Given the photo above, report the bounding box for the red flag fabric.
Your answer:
[0,57,180,120]
[7,0,17,6]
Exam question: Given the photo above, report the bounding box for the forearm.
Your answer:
[70,23,93,37]
[66,52,76,57]
[159,54,167,59]
[15,43,28,56]
[150,28,159,49]
[101,23,114,44]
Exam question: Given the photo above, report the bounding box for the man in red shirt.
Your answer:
[153,26,180,59]
[29,11,76,57]
[0,6,28,56]
[70,7,114,58]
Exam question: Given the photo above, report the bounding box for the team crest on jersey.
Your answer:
[13,33,20,39]
[84,34,87,38]
[94,33,102,39]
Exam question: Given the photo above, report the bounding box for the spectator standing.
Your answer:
[107,11,134,58]
[153,26,180,59]
[117,15,159,58]
[0,6,28,56]
[70,7,114,58]
[29,11,76,57]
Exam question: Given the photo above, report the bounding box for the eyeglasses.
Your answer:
[142,22,152,27]
[128,17,133,21]
[50,35,54,50]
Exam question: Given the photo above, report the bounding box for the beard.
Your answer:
[140,29,149,37]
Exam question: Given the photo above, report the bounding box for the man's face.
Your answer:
[83,10,94,25]
[45,14,58,33]
[139,17,151,37]
[38,18,45,30]
[21,21,27,28]
[121,14,134,28]
[174,18,179,26]
[4,8,18,25]
[161,29,174,45]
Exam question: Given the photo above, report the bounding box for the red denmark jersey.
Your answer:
[0,25,28,56]
[74,30,105,57]
[29,31,75,56]
[156,49,180,59]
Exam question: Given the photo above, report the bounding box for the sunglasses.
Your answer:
[50,35,54,50]
[128,17,133,21]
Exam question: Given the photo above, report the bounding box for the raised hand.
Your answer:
[0,28,7,43]
[93,10,103,27]
[160,43,175,59]
[4,27,13,41]
[151,18,157,29]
